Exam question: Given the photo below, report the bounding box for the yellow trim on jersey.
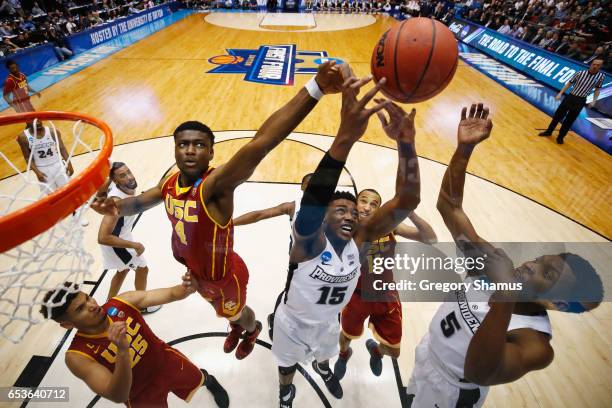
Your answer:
[174,175,192,196]
[112,297,141,313]
[160,171,178,193]
[211,224,217,279]
[198,170,231,228]
[186,367,205,402]
[75,316,112,338]
[222,227,230,278]
[65,349,97,362]
[233,274,241,313]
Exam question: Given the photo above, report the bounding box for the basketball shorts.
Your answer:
[101,238,148,271]
[38,162,69,193]
[195,253,249,320]
[13,97,35,113]
[272,304,339,367]
[128,347,204,408]
[341,289,402,347]
[406,334,488,408]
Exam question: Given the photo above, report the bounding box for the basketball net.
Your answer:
[0,112,112,343]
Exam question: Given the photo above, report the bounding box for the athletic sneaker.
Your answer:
[140,305,162,314]
[279,384,296,408]
[200,369,229,408]
[235,320,262,360]
[538,131,552,137]
[267,312,275,340]
[333,347,353,380]
[312,361,343,399]
[366,339,383,376]
[224,323,245,353]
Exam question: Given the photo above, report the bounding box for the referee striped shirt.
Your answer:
[568,70,605,97]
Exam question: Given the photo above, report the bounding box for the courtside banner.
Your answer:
[449,18,612,102]
[67,4,174,54]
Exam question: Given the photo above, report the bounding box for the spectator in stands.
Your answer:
[8,0,24,17]
[545,31,562,51]
[1,37,20,54]
[31,1,45,15]
[583,46,607,64]
[87,11,104,26]
[565,41,583,60]
[497,18,512,35]
[0,22,14,36]
[48,26,72,61]
[0,0,15,16]
[553,34,571,55]
[529,28,547,46]
[383,0,392,13]
[19,16,35,31]
[406,0,419,16]
[575,18,606,44]
[65,16,77,34]
[538,30,555,48]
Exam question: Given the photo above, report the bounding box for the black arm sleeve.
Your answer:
[294,152,345,237]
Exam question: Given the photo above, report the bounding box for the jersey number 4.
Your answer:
[316,286,348,305]
[440,311,461,337]
[37,148,54,159]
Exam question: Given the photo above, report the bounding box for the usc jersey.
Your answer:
[161,169,234,282]
[357,233,397,292]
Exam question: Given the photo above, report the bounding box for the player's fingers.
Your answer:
[486,119,493,131]
[469,104,476,118]
[408,108,417,121]
[349,74,373,92]
[460,107,467,121]
[482,107,489,120]
[476,103,484,118]
[338,63,353,81]
[376,110,389,127]
[358,77,386,107]
[366,99,392,117]
[342,75,359,89]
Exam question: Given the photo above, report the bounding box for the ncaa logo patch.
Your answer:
[107,307,118,317]
[208,44,344,86]
[321,251,332,265]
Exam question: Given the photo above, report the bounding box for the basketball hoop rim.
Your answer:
[0,111,113,253]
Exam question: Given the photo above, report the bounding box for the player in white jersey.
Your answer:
[16,120,73,192]
[406,103,603,408]
[233,172,312,339]
[273,67,422,408]
[97,162,160,314]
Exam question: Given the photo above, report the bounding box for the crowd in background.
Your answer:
[0,0,173,58]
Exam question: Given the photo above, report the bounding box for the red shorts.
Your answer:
[128,347,204,408]
[12,98,35,113]
[341,289,402,347]
[196,253,249,319]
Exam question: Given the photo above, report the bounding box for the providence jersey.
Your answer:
[428,276,552,383]
[24,126,61,168]
[283,238,361,324]
[106,182,137,238]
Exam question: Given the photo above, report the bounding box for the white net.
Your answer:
[0,116,109,342]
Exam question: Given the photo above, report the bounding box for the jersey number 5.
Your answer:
[440,311,461,337]
[316,286,348,305]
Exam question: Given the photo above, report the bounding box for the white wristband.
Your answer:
[305,76,324,101]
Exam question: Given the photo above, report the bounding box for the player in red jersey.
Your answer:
[335,186,436,379]
[3,60,40,113]
[40,274,229,407]
[92,61,346,359]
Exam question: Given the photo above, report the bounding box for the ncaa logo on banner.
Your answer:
[208,44,344,86]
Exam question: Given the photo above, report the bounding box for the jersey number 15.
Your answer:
[316,286,348,305]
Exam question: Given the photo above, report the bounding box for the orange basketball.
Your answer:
[371,18,459,103]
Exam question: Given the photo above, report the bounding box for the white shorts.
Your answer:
[101,244,147,271]
[38,162,69,193]
[406,334,488,408]
[272,304,340,367]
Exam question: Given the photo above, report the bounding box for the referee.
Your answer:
[539,57,605,144]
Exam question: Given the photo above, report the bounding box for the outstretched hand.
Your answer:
[457,103,493,145]
[336,67,391,146]
[91,194,119,216]
[375,99,416,144]
[314,60,344,95]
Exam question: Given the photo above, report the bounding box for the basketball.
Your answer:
[371,18,459,103]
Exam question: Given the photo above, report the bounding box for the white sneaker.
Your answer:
[141,305,162,314]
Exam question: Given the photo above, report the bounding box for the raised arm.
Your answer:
[65,322,132,403]
[116,272,197,309]
[204,61,344,197]
[394,211,437,244]
[91,175,167,217]
[436,103,494,248]
[464,300,554,386]
[233,201,295,226]
[356,102,421,244]
[97,199,144,255]
[291,71,389,260]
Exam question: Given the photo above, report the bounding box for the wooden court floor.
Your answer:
[0,12,610,407]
